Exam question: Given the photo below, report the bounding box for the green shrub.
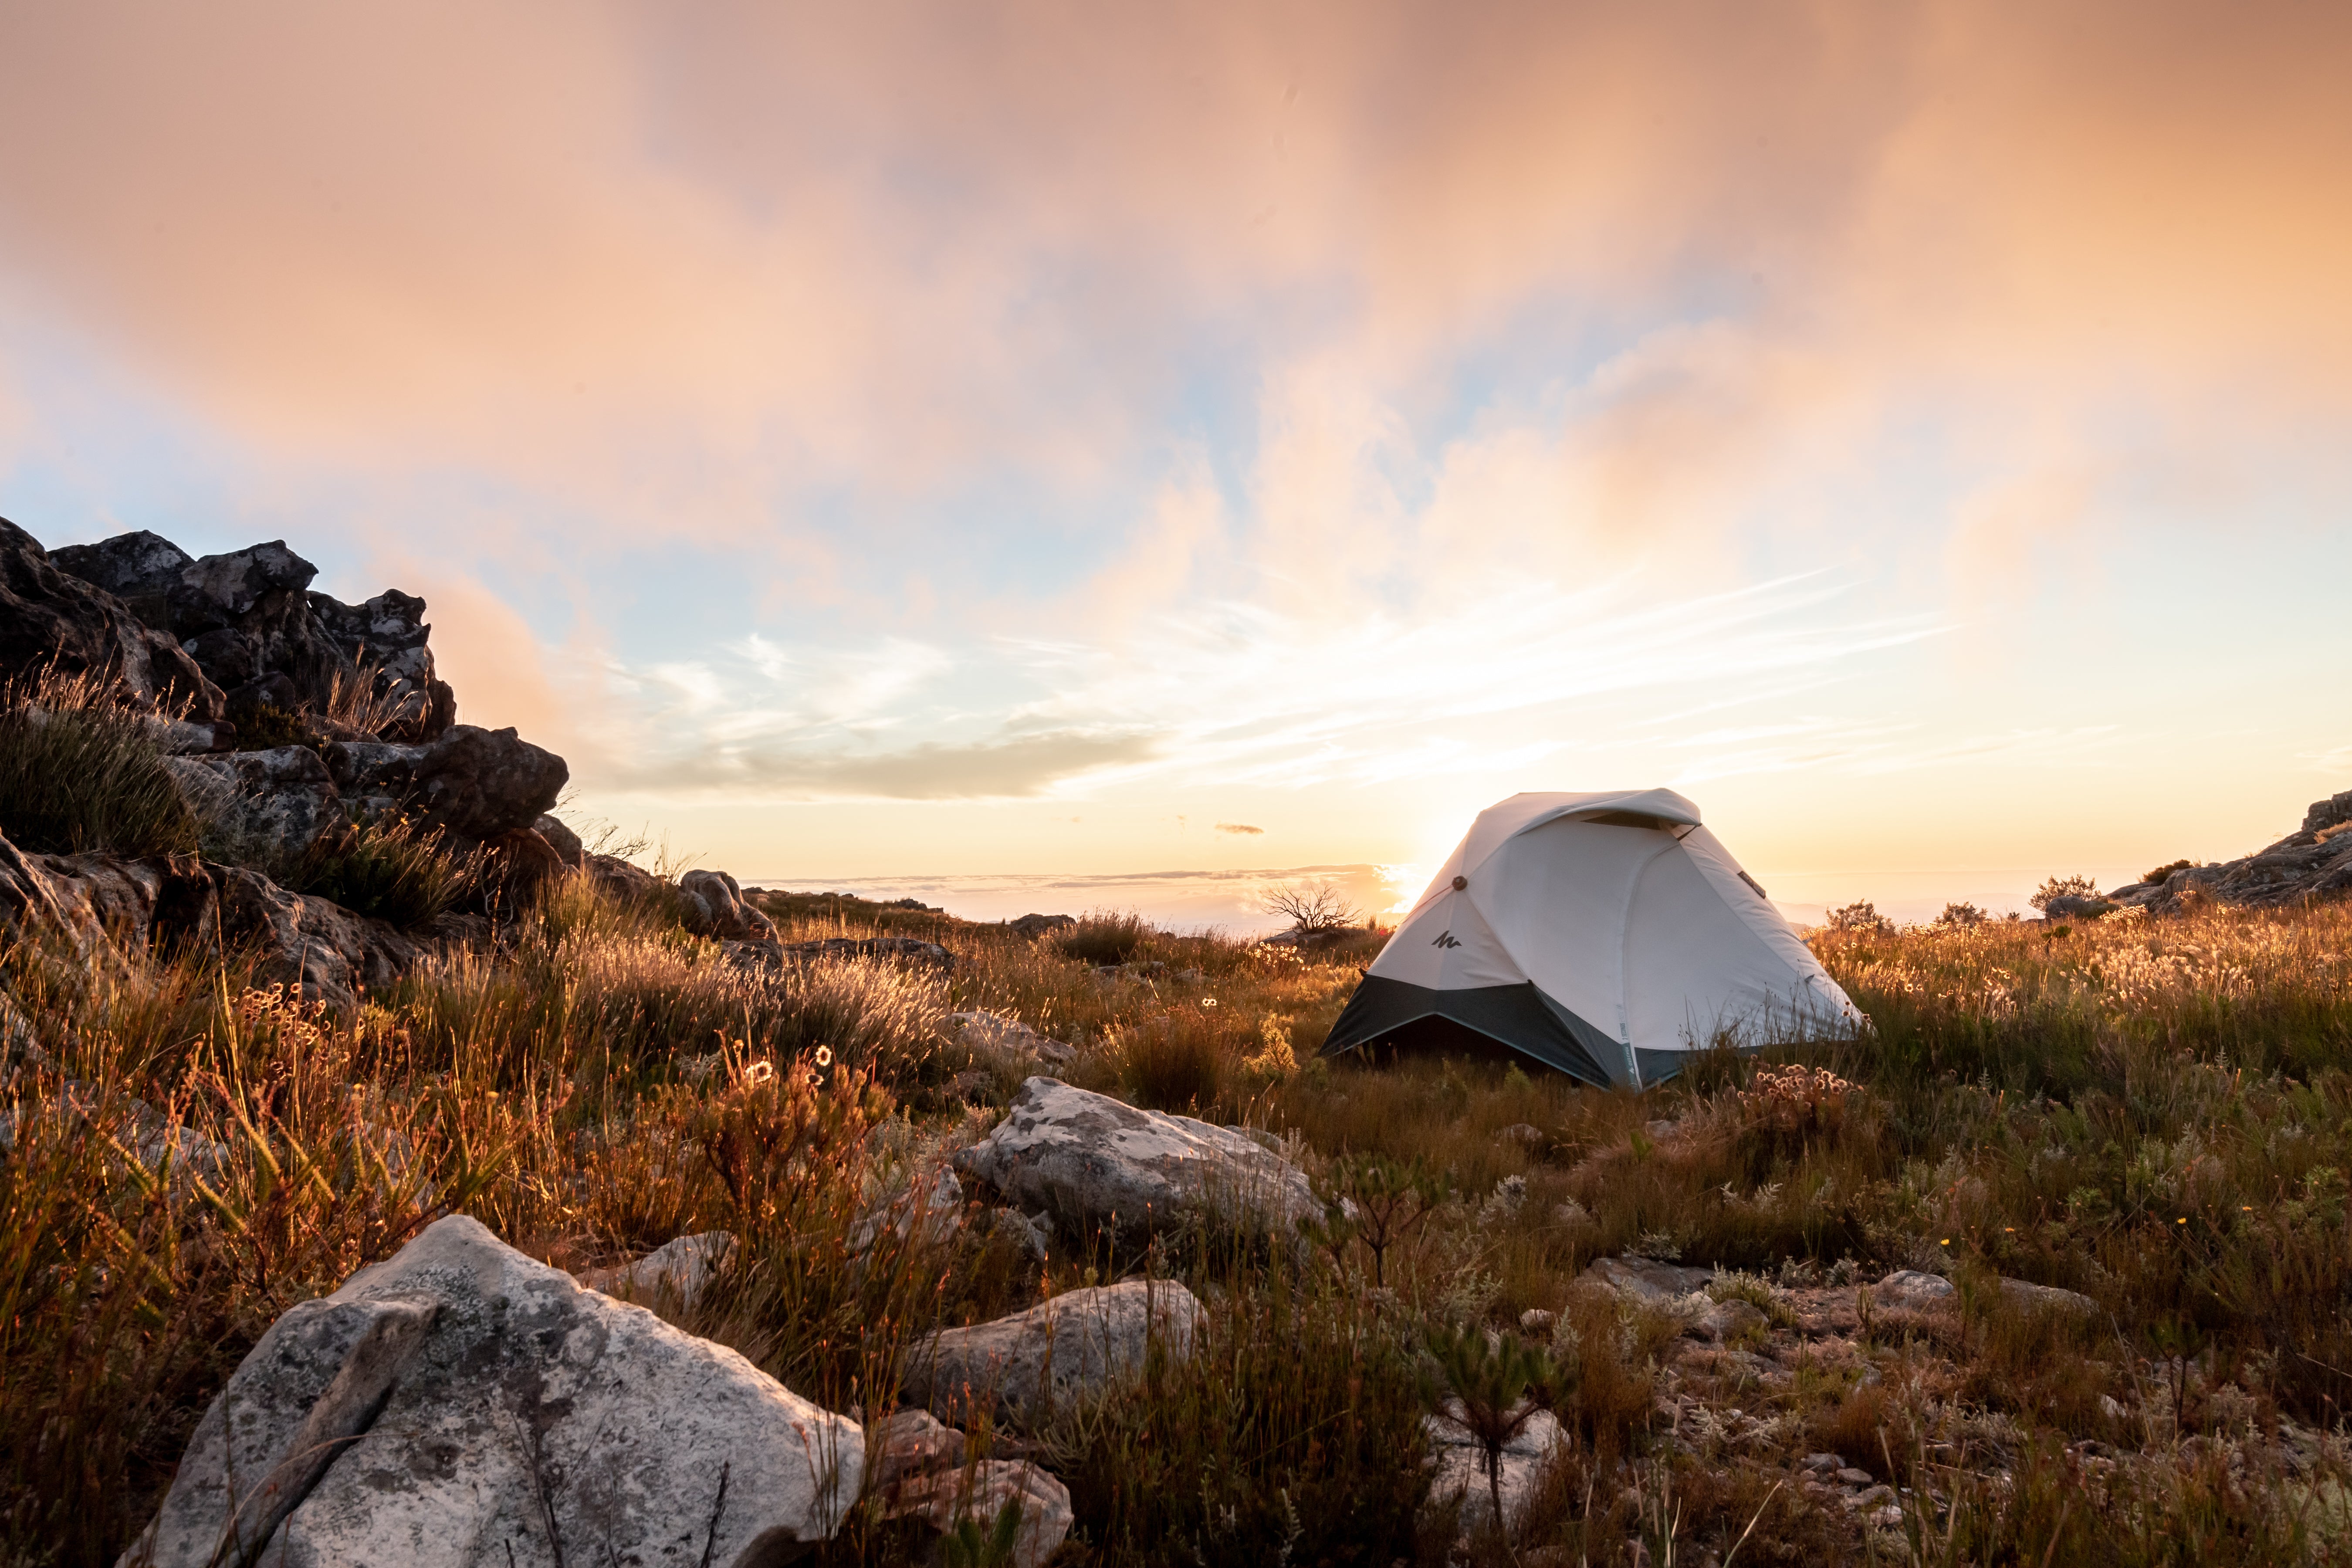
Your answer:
[0,669,200,857]
[2144,858,2195,886]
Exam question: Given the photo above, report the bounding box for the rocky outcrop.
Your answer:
[679,869,781,944]
[951,1077,1318,1250]
[2104,789,2352,913]
[323,725,566,844]
[0,517,222,720]
[123,1214,862,1568]
[901,1280,1204,1424]
[0,828,419,1009]
[48,527,455,742]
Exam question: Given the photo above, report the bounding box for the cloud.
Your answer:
[1215,822,1265,835]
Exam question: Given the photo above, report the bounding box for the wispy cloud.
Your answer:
[564,570,1942,801]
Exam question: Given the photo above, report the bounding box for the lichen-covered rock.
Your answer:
[163,746,343,861]
[951,1078,1316,1249]
[122,1214,863,1568]
[901,1280,1203,1424]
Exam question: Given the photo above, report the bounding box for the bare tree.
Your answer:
[1258,878,1361,933]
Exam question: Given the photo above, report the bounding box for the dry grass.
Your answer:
[6,878,2352,1565]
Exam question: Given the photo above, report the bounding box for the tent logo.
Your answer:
[1431,930,1462,948]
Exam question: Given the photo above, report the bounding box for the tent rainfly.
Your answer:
[1320,789,1861,1087]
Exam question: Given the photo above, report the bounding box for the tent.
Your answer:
[1320,789,1860,1087]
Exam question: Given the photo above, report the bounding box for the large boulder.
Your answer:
[162,746,344,863]
[951,1077,1318,1250]
[124,1214,863,1568]
[0,517,223,719]
[901,1280,1204,1425]
[323,725,567,844]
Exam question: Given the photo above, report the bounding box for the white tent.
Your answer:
[1321,789,1860,1087]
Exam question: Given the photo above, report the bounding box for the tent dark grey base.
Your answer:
[1318,975,1628,1087]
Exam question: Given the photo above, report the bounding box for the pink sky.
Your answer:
[3,2,2348,924]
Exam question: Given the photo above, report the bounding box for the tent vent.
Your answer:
[1738,870,1770,900]
[1580,810,1677,831]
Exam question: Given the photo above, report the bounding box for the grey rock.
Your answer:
[1581,1257,1714,1303]
[534,814,586,870]
[903,1280,1204,1425]
[886,1462,1073,1568]
[1425,1403,1563,1537]
[1871,1270,1956,1310]
[1999,1277,2099,1316]
[1800,1452,1845,1473]
[579,1230,736,1312]
[1834,1467,1875,1486]
[322,724,566,843]
[588,852,662,902]
[122,1214,862,1568]
[0,835,220,964]
[1497,1122,1546,1148]
[849,1165,964,1257]
[1518,1308,1557,1335]
[951,1077,1318,1250]
[950,1009,1078,1068]
[866,1409,966,1493]
[211,864,420,1008]
[679,869,780,944]
[164,747,343,862]
[1005,913,1075,939]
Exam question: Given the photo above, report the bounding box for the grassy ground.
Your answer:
[5,872,2351,1565]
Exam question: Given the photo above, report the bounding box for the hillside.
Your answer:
[3,518,2350,1566]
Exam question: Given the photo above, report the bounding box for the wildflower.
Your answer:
[814,1044,834,1068]
[2177,1216,2188,1225]
[1940,1238,1951,1246]
[744,1060,776,1085]
[1202,998,1218,1008]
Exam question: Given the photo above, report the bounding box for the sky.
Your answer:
[3,1,2349,928]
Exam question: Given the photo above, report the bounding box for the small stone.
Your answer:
[1800,1452,1845,1474]
[1519,1308,1558,1335]
[1834,1467,1875,1486]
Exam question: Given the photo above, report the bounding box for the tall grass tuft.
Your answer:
[0,668,200,857]
[1054,908,1149,966]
